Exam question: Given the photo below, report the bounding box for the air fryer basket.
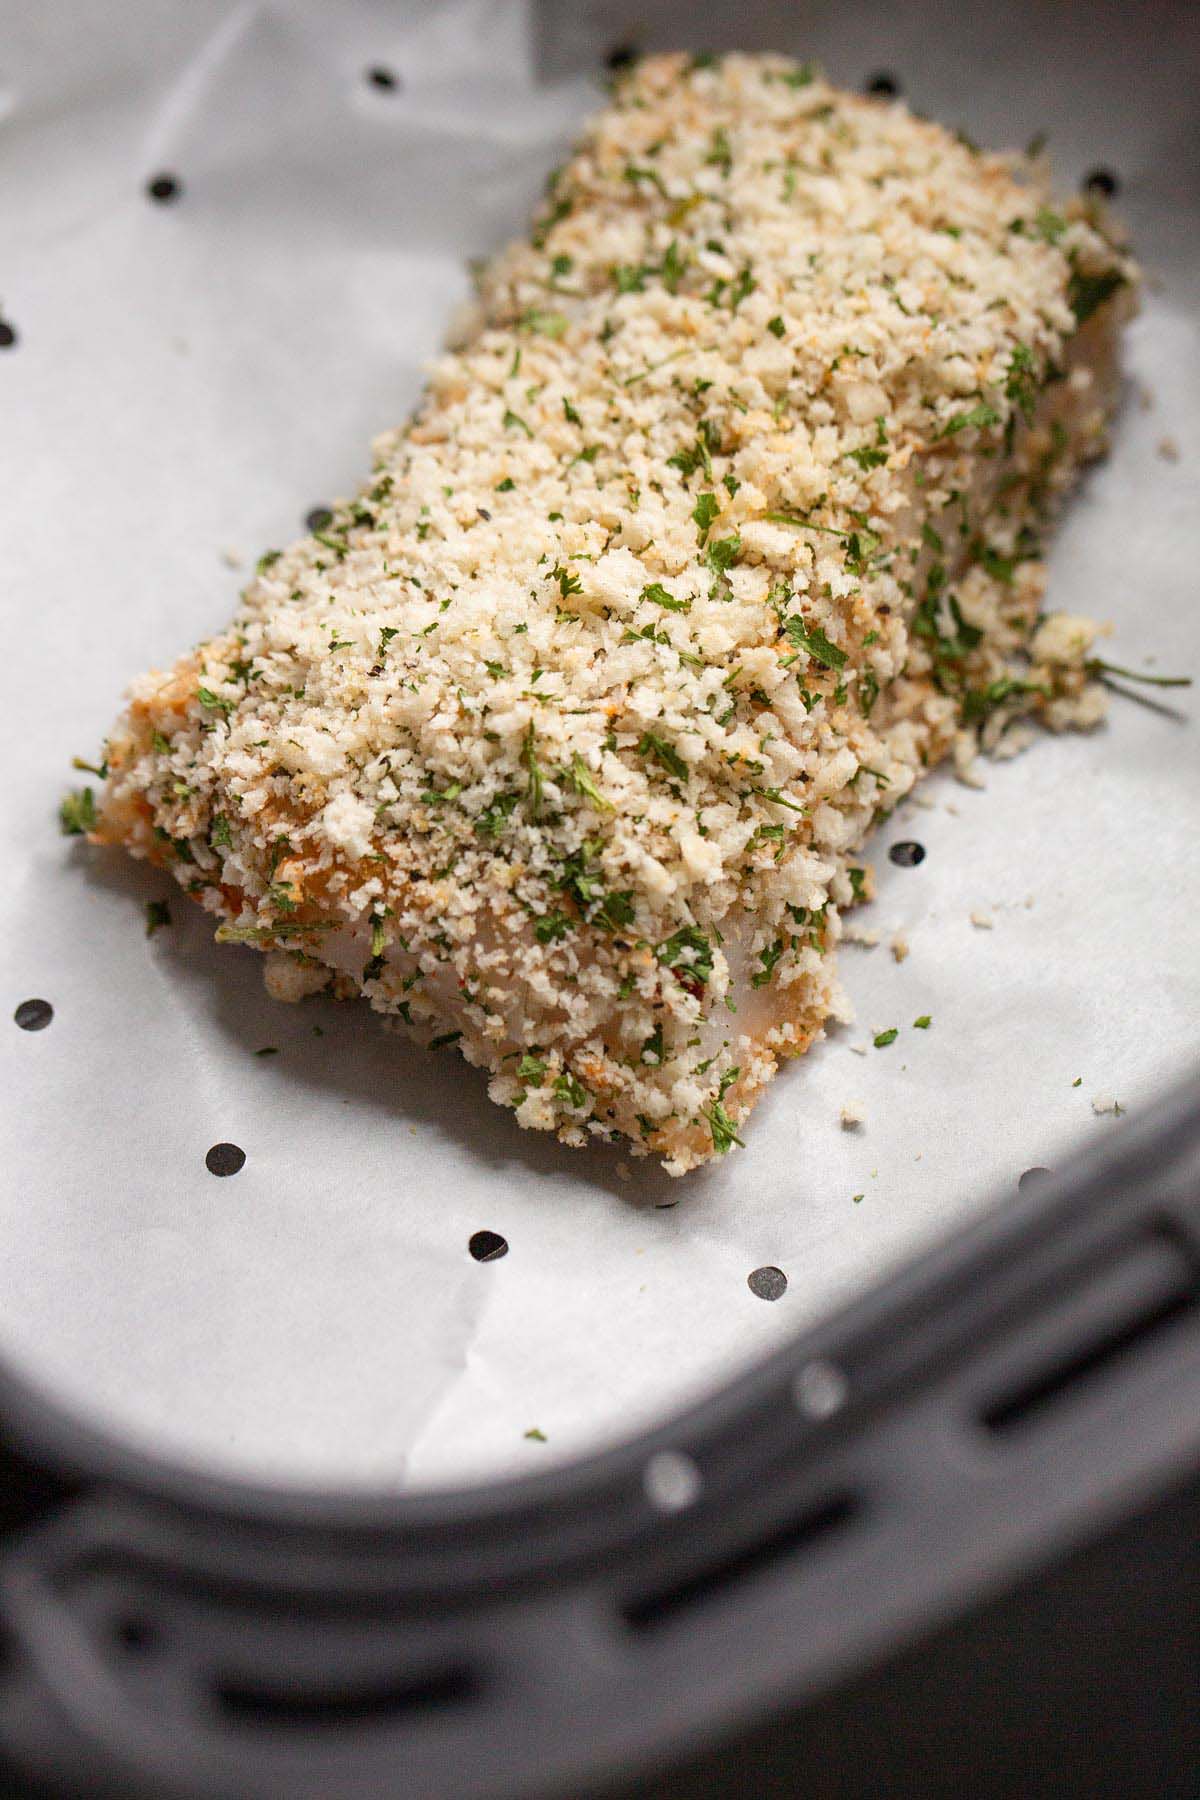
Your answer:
[1,0,1198,1792]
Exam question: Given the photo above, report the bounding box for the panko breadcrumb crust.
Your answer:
[93,53,1135,1173]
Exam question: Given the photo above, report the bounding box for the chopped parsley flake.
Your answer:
[1067,264,1126,325]
[692,490,720,542]
[145,899,171,936]
[706,126,733,177]
[656,925,713,989]
[1004,342,1038,424]
[637,731,689,781]
[751,938,784,987]
[642,581,690,612]
[533,911,572,945]
[705,1069,743,1153]
[521,723,545,819]
[937,400,1001,438]
[785,615,848,669]
[59,787,97,836]
[555,1070,589,1109]
[551,562,583,598]
[567,752,611,809]
[197,685,234,716]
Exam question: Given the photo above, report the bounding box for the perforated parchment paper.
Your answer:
[2,0,1198,1491]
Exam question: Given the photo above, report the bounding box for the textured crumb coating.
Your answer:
[96,53,1134,1172]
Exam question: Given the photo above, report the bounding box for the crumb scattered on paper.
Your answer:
[843,924,881,947]
[1091,1092,1124,1115]
[1156,435,1180,462]
[220,547,243,569]
[890,932,910,963]
[991,723,1036,760]
[840,1100,866,1129]
[970,910,995,930]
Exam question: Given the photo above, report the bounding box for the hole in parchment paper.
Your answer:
[1083,166,1120,198]
[889,839,926,867]
[146,173,182,204]
[1018,1166,1055,1192]
[14,998,53,1031]
[305,505,333,533]
[0,319,17,350]
[865,71,901,97]
[206,1143,246,1178]
[606,43,638,71]
[366,65,401,92]
[748,1266,787,1302]
[468,1230,508,1262]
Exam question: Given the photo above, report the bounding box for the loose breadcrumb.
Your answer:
[840,1100,866,1129]
[890,932,910,963]
[91,52,1135,1174]
[970,910,995,930]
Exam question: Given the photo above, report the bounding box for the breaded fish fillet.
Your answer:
[91,54,1135,1172]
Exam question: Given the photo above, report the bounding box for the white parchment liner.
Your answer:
[1,0,1197,1489]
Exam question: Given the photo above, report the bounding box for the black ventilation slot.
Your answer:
[213,1663,478,1731]
[0,1433,83,1541]
[622,1491,857,1634]
[980,1227,1199,1437]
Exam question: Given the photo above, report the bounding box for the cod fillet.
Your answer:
[90,54,1136,1172]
